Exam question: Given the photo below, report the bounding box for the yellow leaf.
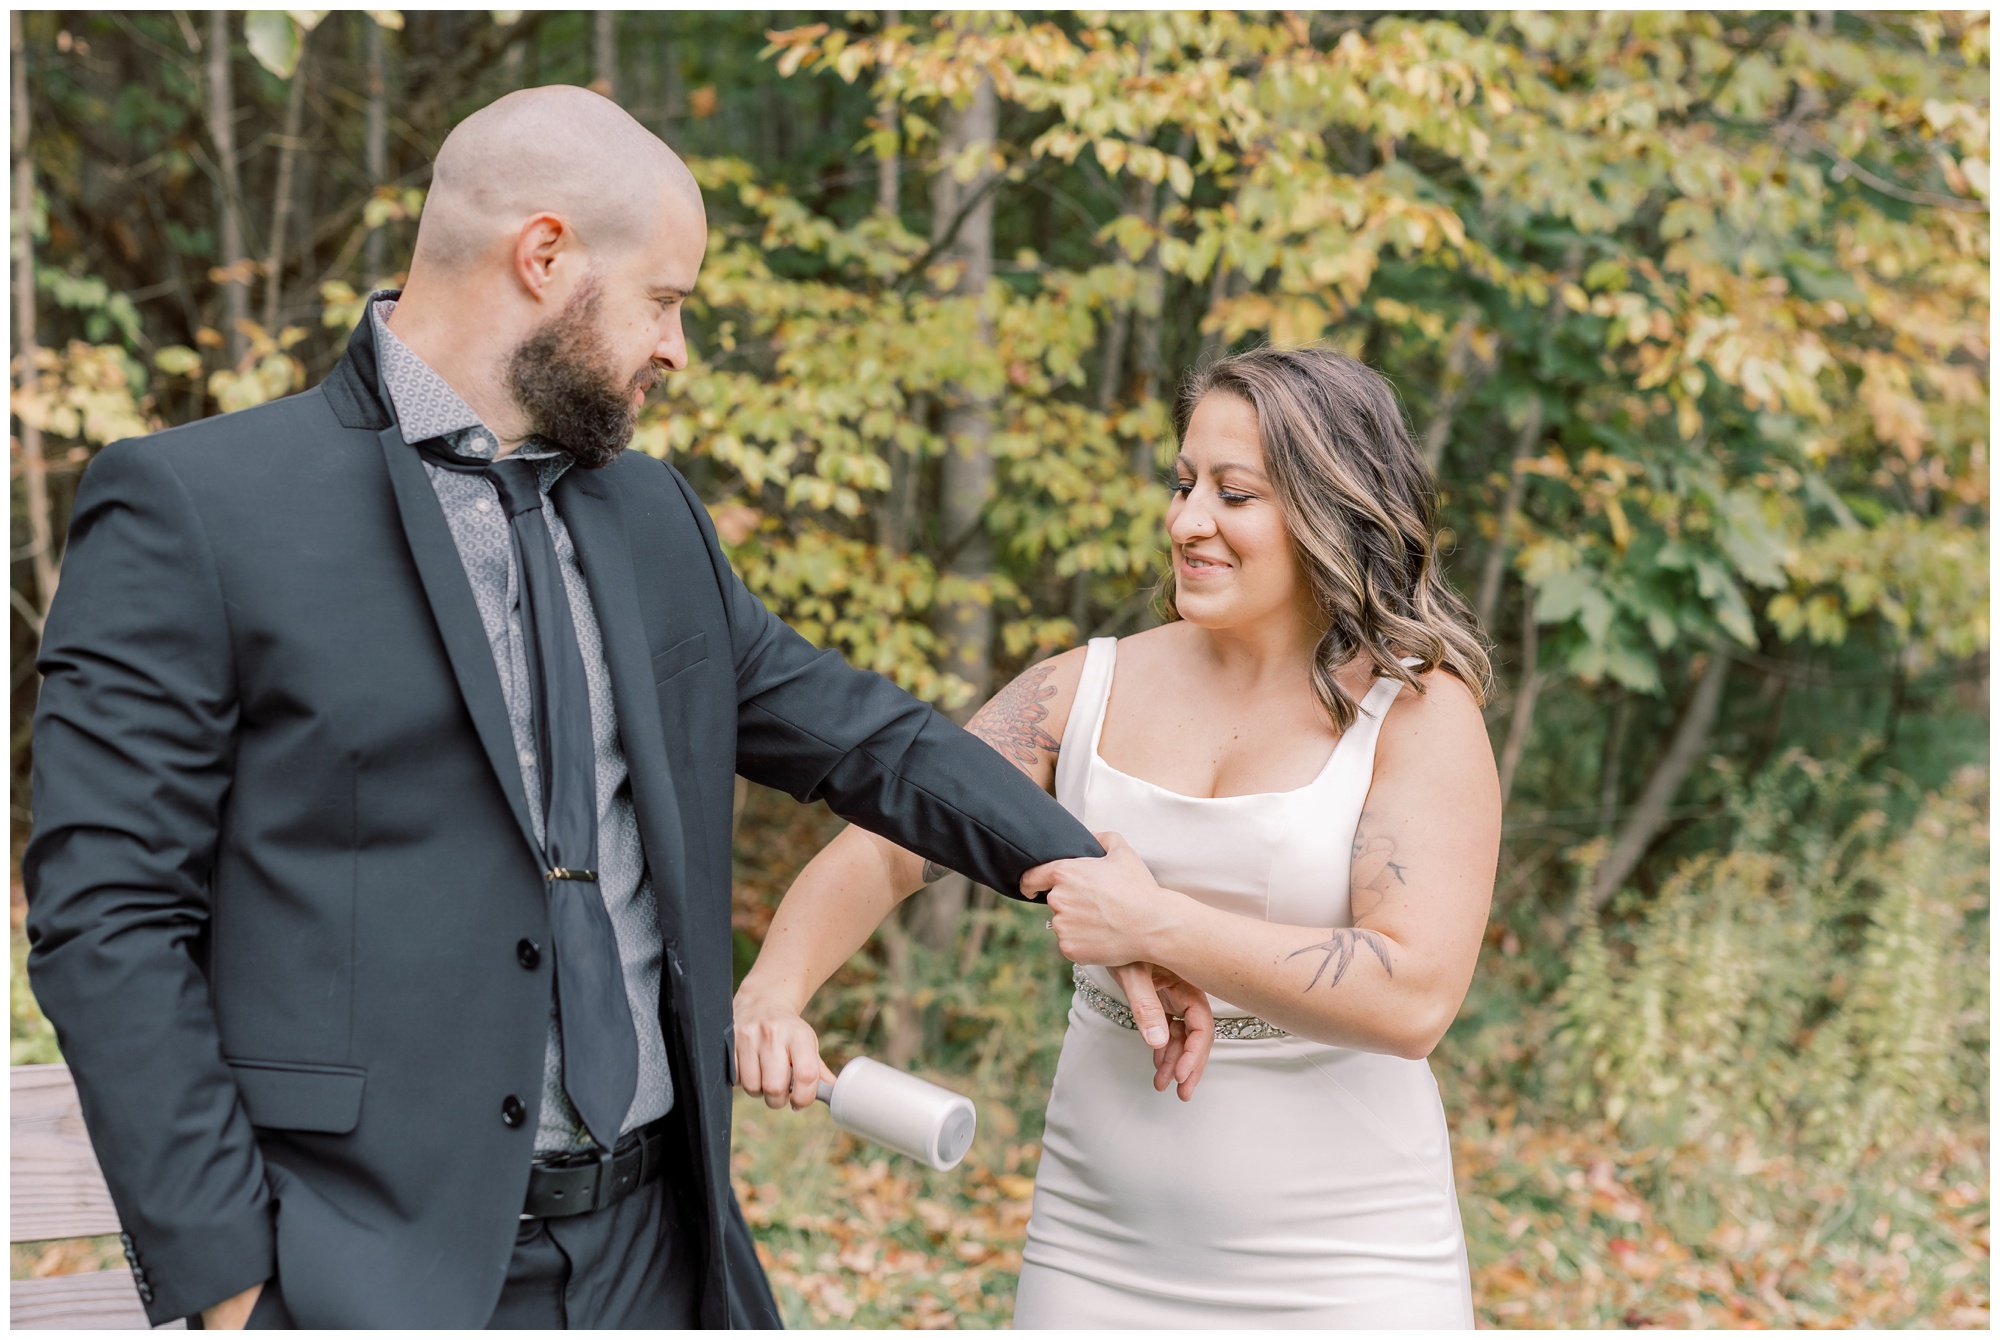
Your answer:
[153,345,203,377]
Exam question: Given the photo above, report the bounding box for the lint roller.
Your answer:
[813,1056,978,1171]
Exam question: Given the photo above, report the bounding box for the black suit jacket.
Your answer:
[23,313,1100,1327]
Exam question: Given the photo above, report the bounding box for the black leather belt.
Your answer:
[523,1115,672,1219]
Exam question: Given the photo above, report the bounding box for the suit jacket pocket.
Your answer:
[227,1059,367,1134]
[652,631,709,684]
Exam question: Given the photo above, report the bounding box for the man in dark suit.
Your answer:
[23,86,1096,1329]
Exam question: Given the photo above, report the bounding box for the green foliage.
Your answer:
[35,265,141,348]
[18,12,1985,709]
[769,11,1989,699]
[1555,755,1988,1160]
[1771,517,1990,662]
[646,156,1167,698]
[244,11,318,81]
[10,14,1988,1323]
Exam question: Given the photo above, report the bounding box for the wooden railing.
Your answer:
[11,1065,180,1329]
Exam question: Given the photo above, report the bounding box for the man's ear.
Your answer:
[513,212,573,302]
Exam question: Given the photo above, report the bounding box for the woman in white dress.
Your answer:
[733,346,1500,1327]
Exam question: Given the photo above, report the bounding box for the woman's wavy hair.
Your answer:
[1163,345,1492,731]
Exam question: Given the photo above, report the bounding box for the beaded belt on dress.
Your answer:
[1071,965,1291,1041]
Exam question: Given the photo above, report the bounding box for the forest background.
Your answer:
[7,9,1989,1327]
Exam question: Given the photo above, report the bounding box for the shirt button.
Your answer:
[501,1095,526,1128]
[519,749,534,768]
[517,939,542,970]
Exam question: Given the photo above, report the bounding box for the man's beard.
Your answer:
[504,274,660,470]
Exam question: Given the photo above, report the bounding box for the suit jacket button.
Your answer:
[501,1094,526,1128]
[516,939,542,970]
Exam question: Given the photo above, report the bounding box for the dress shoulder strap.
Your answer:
[1355,655,1424,722]
[1308,656,1421,796]
[1053,638,1117,813]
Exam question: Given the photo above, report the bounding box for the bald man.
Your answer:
[26,87,1100,1329]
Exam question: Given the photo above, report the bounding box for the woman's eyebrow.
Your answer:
[1175,455,1270,483]
[1211,461,1270,484]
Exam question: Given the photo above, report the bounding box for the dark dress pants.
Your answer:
[243,1175,698,1328]
[486,1175,700,1328]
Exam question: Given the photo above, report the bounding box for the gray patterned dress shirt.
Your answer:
[371,297,671,1153]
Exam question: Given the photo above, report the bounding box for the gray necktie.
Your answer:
[425,444,639,1149]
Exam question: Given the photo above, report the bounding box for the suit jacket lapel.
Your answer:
[555,468,692,936]
[376,426,543,867]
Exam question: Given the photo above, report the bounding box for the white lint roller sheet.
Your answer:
[814,1056,978,1171]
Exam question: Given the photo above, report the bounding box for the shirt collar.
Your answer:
[369,296,492,448]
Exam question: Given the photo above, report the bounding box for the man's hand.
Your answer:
[733,992,834,1111]
[1110,962,1214,1102]
[1024,832,1180,968]
[199,1281,263,1329]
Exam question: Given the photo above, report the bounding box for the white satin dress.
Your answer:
[1012,638,1474,1329]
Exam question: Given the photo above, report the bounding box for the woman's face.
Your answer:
[1167,393,1311,634]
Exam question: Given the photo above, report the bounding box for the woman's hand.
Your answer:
[1025,832,1182,968]
[732,990,834,1112]
[1110,962,1215,1102]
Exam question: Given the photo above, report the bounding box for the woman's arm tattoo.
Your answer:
[1285,814,1406,990]
[1348,813,1407,920]
[1288,929,1396,990]
[965,661,1063,771]
[918,662,1063,886]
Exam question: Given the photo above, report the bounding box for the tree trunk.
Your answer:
[363,15,389,280]
[1494,586,1542,808]
[262,38,311,334]
[1104,133,1185,633]
[894,72,1001,991]
[1473,398,1543,634]
[1093,155,1156,414]
[1125,211,1171,417]
[879,919,923,1068]
[1420,317,1489,474]
[13,11,57,622]
[875,9,899,216]
[1475,249,1580,632]
[206,10,250,363]
[1587,653,1732,912]
[1198,257,1246,364]
[931,72,999,726]
[875,390,922,556]
[592,11,617,100]
[1124,129,1190,428]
